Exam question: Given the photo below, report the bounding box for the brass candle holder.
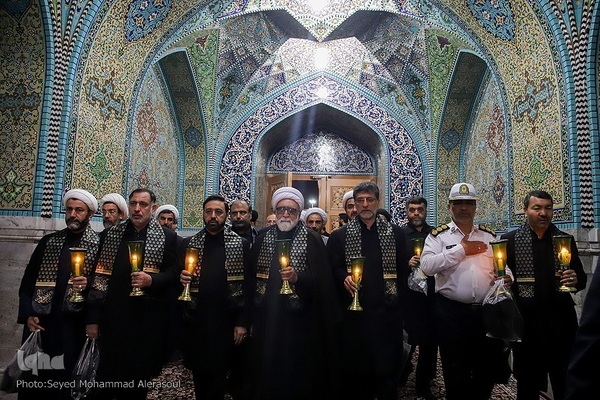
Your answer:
[127,240,145,296]
[275,239,293,295]
[553,235,576,292]
[178,247,199,301]
[69,247,87,302]
[490,239,508,277]
[348,256,365,311]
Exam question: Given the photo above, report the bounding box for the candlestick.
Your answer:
[69,247,87,302]
[127,241,145,296]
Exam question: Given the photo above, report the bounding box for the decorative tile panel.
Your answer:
[269,131,374,174]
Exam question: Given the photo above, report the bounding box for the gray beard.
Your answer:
[277,218,298,232]
[67,219,87,232]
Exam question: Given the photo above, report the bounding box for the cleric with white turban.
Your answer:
[303,207,327,223]
[100,193,129,218]
[342,190,354,209]
[271,187,304,211]
[63,189,98,213]
[155,204,180,221]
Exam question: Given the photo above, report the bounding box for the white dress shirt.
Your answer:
[421,221,511,304]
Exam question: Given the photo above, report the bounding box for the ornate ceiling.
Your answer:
[154,0,488,147]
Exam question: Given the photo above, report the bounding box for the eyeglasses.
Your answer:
[355,197,377,204]
[102,209,118,215]
[275,206,298,216]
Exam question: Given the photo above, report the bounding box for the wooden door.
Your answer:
[324,176,376,232]
[265,172,291,218]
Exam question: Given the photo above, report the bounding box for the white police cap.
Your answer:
[448,183,478,200]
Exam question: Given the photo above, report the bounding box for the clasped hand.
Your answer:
[131,271,151,288]
[279,266,298,284]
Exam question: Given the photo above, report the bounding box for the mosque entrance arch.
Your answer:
[256,104,382,230]
[219,76,424,225]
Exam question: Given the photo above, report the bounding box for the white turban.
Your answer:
[271,187,304,211]
[300,210,307,221]
[100,193,129,218]
[304,207,327,223]
[63,189,98,213]
[342,190,354,208]
[155,204,179,221]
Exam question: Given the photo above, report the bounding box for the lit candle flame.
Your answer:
[495,251,505,274]
[559,247,571,266]
[280,256,289,268]
[131,255,138,269]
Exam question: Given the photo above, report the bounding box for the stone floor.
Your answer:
[145,350,525,400]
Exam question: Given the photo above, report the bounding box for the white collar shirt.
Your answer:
[421,221,497,304]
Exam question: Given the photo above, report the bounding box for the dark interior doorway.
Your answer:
[292,180,319,209]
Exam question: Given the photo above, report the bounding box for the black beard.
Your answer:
[205,220,225,233]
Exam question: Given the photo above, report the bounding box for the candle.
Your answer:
[279,256,289,268]
[131,255,139,270]
[496,251,505,276]
[74,257,82,276]
[558,247,571,266]
[352,267,362,283]
[187,256,196,273]
[414,247,422,257]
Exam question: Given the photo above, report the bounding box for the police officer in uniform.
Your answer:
[421,183,512,400]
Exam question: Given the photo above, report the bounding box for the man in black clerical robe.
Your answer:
[179,195,253,399]
[250,187,341,400]
[17,189,99,400]
[327,182,409,400]
[86,188,178,400]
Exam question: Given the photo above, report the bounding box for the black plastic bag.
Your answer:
[71,338,99,399]
[0,330,43,393]
[482,279,524,342]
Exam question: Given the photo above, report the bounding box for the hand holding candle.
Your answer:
[127,241,145,296]
[69,247,87,302]
[275,239,293,295]
[348,257,365,311]
[490,240,508,277]
[553,235,577,292]
[179,247,199,301]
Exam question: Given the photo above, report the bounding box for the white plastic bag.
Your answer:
[408,267,428,294]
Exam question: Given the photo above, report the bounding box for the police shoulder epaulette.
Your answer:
[431,224,450,236]
[478,224,496,236]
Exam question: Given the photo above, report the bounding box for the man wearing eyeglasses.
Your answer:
[229,199,258,244]
[328,181,409,400]
[100,193,128,230]
[250,187,341,400]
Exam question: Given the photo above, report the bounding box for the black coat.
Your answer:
[88,221,178,382]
